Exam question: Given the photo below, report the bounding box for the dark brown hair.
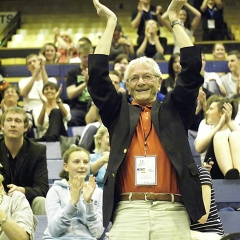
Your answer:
[59,146,90,181]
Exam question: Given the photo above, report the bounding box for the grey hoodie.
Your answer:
[43,179,104,239]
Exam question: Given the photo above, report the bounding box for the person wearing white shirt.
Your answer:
[18,54,57,110]
[33,82,71,141]
[195,94,240,179]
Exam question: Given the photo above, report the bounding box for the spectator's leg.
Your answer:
[204,137,224,179]
[31,197,46,215]
[213,31,225,41]
[229,131,240,172]
[214,132,233,175]
[43,109,68,141]
[202,31,211,41]
[68,109,86,126]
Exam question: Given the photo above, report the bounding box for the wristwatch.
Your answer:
[56,100,62,104]
[170,19,184,28]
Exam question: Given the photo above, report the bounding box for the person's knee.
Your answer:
[31,196,46,215]
[50,108,62,118]
[229,131,240,142]
[213,131,226,142]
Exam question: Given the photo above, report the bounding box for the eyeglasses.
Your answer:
[128,74,158,84]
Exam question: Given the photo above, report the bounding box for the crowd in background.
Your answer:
[0,0,239,239]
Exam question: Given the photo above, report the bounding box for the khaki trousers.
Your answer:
[109,200,191,240]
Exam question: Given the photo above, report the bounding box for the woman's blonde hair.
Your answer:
[93,125,108,154]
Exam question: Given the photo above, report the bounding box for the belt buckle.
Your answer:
[128,193,132,202]
[144,193,149,202]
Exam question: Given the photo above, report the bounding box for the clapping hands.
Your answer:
[70,175,96,206]
[70,175,84,206]
[82,175,97,203]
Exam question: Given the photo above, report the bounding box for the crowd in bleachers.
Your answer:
[0,0,240,239]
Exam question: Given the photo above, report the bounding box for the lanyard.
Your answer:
[143,122,153,157]
[208,8,215,18]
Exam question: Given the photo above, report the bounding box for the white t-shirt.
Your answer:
[196,119,240,163]
[204,71,222,85]
[18,77,57,110]
[32,103,71,138]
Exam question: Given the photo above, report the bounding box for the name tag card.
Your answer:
[208,19,215,29]
[135,156,157,186]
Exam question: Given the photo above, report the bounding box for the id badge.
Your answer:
[135,156,157,186]
[208,19,215,29]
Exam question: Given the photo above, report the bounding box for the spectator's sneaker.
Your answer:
[224,168,239,179]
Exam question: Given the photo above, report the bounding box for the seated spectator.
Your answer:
[39,43,60,64]
[160,53,181,95]
[131,0,164,46]
[0,85,34,138]
[66,43,93,126]
[113,53,129,88]
[212,43,226,61]
[190,166,224,239]
[33,82,70,142]
[43,146,104,239]
[18,54,57,110]
[53,27,78,63]
[109,23,135,61]
[220,50,240,97]
[161,2,201,53]
[201,0,225,41]
[69,37,92,64]
[136,19,166,60]
[89,125,109,190]
[211,42,227,77]
[0,174,37,240]
[201,53,225,95]
[195,95,240,179]
[0,107,49,214]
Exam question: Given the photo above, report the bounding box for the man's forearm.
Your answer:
[20,78,35,98]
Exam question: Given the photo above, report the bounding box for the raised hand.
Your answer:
[167,0,187,21]
[37,90,47,103]
[53,27,60,36]
[222,102,232,123]
[55,84,62,100]
[93,0,116,20]
[82,175,96,203]
[156,6,162,15]
[137,1,144,12]
[82,69,89,83]
[38,55,46,68]
[70,175,84,206]
[198,88,206,110]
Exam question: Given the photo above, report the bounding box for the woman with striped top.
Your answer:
[190,166,224,239]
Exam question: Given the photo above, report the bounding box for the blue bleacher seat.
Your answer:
[35,215,48,240]
[67,126,85,137]
[39,142,62,160]
[47,159,63,184]
[213,179,240,234]
[218,212,240,234]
